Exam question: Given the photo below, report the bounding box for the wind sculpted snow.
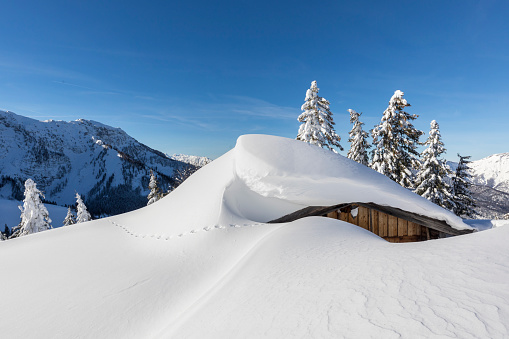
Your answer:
[2,135,505,339]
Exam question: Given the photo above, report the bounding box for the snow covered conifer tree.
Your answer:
[75,193,91,223]
[297,81,343,152]
[147,170,162,205]
[452,154,476,218]
[10,179,52,238]
[63,207,76,226]
[414,120,455,210]
[371,90,423,188]
[347,109,370,166]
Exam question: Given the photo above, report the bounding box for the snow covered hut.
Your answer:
[228,135,474,242]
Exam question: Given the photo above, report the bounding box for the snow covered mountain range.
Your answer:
[0,110,198,217]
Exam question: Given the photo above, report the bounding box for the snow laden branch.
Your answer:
[63,207,76,226]
[452,154,476,218]
[10,178,52,238]
[371,90,423,189]
[414,120,455,210]
[147,170,163,205]
[76,193,91,223]
[296,81,343,152]
[347,109,370,166]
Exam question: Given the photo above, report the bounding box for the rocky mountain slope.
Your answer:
[0,110,193,217]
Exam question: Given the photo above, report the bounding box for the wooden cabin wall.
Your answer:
[326,205,431,243]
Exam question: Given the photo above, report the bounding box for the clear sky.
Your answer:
[0,0,507,160]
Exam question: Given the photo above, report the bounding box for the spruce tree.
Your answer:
[347,109,370,166]
[63,207,76,226]
[414,120,455,209]
[452,154,476,218]
[10,179,52,238]
[371,90,423,188]
[75,193,91,223]
[297,80,343,152]
[147,170,162,205]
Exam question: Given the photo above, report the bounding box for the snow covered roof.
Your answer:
[231,135,472,232]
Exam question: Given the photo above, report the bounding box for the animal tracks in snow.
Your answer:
[108,220,265,242]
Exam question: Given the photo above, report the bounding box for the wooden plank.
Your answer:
[407,221,417,236]
[358,206,369,230]
[347,210,355,224]
[388,215,398,237]
[372,209,379,235]
[348,206,359,225]
[326,210,338,219]
[379,212,388,237]
[385,235,423,243]
[397,218,408,237]
[400,235,424,243]
[339,212,348,222]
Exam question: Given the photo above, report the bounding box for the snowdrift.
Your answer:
[1,135,506,339]
[115,134,471,237]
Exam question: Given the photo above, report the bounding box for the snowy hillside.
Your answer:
[169,153,212,167]
[3,135,506,339]
[0,110,193,216]
[449,153,509,218]
[470,153,509,193]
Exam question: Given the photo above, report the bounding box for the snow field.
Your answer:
[1,134,506,339]
[167,218,509,338]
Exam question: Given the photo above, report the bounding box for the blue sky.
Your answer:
[0,0,507,160]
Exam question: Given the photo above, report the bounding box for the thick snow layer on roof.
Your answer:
[2,134,496,338]
[233,135,470,230]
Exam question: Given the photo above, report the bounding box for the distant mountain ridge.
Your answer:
[169,154,212,167]
[0,110,196,217]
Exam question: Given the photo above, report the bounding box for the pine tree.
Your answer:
[452,154,476,218]
[347,109,370,166]
[75,193,91,223]
[147,170,162,205]
[371,90,423,188]
[297,80,343,152]
[10,179,52,238]
[414,120,455,209]
[63,207,76,226]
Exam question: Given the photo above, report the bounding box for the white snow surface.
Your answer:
[2,135,506,339]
